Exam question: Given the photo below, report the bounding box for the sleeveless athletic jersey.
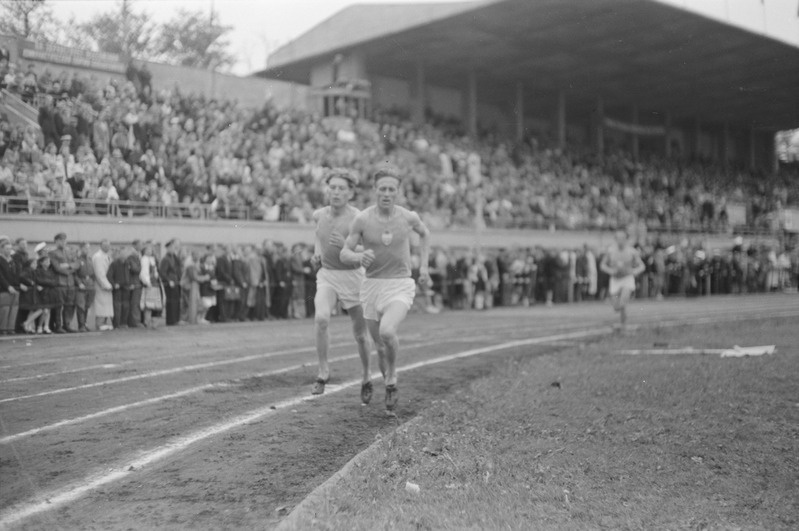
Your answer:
[316,205,360,271]
[605,245,641,275]
[360,206,414,279]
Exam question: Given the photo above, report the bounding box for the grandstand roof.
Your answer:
[259,0,799,131]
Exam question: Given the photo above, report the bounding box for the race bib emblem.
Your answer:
[381,230,393,246]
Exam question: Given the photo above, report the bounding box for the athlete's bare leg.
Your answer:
[313,286,338,391]
[346,305,371,384]
[618,287,633,327]
[366,318,387,380]
[376,301,409,385]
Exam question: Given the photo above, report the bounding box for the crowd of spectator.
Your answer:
[1,230,796,336]
[1,58,798,234]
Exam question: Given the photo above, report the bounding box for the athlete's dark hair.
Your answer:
[372,162,401,185]
[324,168,358,188]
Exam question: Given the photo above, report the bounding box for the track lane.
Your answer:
[0,294,797,529]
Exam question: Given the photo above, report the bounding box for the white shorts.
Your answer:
[316,268,364,310]
[609,275,636,296]
[361,277,416,321]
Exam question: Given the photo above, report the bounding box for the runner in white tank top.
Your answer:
[600,229,645,331]
[341,163,431,413]
[310,169,374,404]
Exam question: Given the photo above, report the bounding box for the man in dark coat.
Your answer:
[107,247,131,330]
[158,239,182,326]
[231,247,250,321]
[12,238,30,333]
[126,239,143,328]
[214,245,233,322]
[49,232,78,332]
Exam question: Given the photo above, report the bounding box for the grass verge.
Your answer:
[284,317,799,530]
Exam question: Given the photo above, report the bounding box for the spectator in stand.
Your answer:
[198,251,217,323]
[126,239,143,328]
[245,244,268,320]
[183,250,209,324]
[139,242,162,328]
[74,242,95,332]
[231,246,250,321]
[214,244,234,323]
[49,232,78,333]
[107,246,131,329]
[272,243,292,319]
[159,238,182,326]
[34,254,58,334]
[92,239,114,330]
[289,243,308,318]
[12,238,30,332]
[0,235,22,335]
[21,64,38,105]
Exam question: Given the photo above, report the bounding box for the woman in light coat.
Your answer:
[140,243,163,328]
[92,239,114,330]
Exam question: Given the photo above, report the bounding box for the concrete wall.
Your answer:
[144,60,309,110]
[0,215,744,252]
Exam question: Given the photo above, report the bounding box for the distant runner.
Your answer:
[341,163,431,412]
[310,169,373,404]
[600,229,645,331]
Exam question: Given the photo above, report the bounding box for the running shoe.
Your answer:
[360,381,373,405]
[311,378,328,395]
[385,384,398,411]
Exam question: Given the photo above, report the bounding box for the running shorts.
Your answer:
[360,277,416,321]
[609,274,636,296]
[316,267,364,310]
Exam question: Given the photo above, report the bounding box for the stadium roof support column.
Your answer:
[771,132,779,174]
[693,118,702,159]
[466,68,478,138]
[664,113,672,158]
[515,82,524,143]
[595,96,605,159]
[412,60,426,125]
[631,105,639,161]
[748,127,757,170]
[721,122,729,170]
[556,90,566,150]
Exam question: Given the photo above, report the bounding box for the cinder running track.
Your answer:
[1,294,796,530]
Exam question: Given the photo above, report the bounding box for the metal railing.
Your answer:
[0,196,254,221]
[0,195,782,239]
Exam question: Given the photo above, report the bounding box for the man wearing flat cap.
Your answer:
[0,235,24,335]
[49,232,78,333]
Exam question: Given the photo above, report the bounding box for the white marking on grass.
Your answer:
[0,336,486,444]
[0,327,610,528]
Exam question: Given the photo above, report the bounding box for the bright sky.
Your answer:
[48,0,470,75]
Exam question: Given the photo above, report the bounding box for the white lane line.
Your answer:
[0,335,486,445]
[0,331,358,369]
[0,327,607,529]
[0,327,497,404]
[0,364,120,384]
[0,344,337,404]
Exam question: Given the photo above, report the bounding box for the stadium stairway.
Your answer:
[0,89,40,130]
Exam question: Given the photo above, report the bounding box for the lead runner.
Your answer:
[341,163,431,412]
[310,169,373,403]
[599,229,645,331]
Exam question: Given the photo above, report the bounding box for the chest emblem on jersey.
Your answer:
[381,229,393,246]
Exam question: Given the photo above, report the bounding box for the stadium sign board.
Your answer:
[19,40,126,74]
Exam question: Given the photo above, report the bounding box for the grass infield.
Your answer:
[287,317,799,530]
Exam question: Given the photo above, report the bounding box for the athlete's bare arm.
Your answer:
[407,210,431,286]
[311,208,325,269]
[340,214,371,267]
